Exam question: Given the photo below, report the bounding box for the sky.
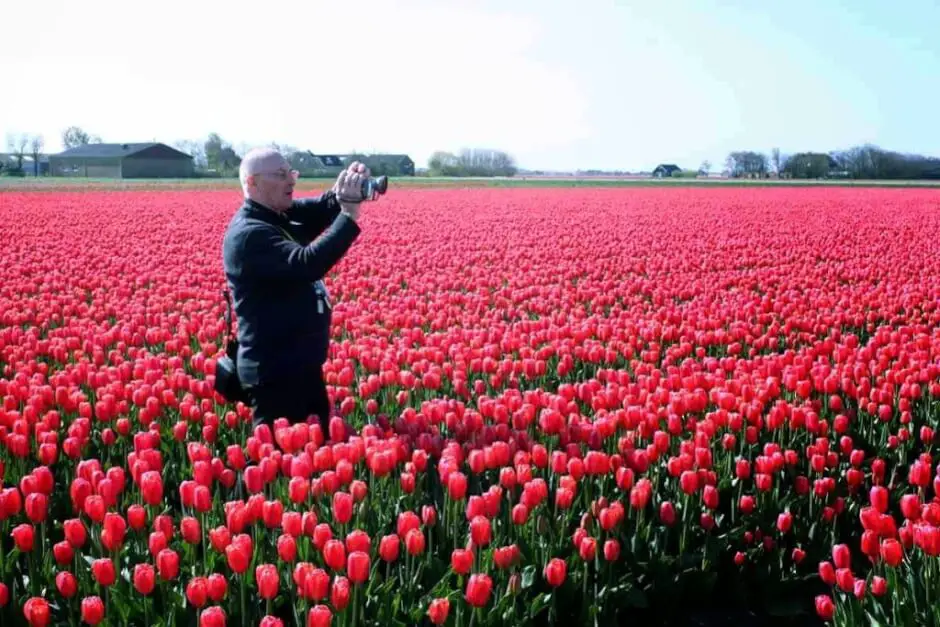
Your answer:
[3,0,939,172]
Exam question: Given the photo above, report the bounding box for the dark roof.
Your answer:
[53,143,191,159]
[312,155,345,167]
[654,163,680,171]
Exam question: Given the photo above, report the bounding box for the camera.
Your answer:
[360,175,388,201]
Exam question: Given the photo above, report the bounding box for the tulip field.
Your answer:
[1,184,940,626]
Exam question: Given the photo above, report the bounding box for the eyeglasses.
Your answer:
[257,169,299,181]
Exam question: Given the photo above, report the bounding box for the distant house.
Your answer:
[652,164,681,178]
[346,153,416,176]
[49,143,194,178]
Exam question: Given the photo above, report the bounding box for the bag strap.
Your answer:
[222,287,236,346]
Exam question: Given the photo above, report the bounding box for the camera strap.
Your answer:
[274,223,332,311]
[222,288,236,348]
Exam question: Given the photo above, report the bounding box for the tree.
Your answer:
[726,151,768,178]
[30,135,44,176]
[782,152,832,179]
[771,148,782,176]
[5,133,28,171]
[427,149,516,177]
[173,140,207,170]
[62,126,101,149]
[428,151,460,176]
[204,133,241,176]
[699,160,711,175]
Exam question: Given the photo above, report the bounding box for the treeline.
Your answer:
[426,149,517,177]
[725,145,940,180]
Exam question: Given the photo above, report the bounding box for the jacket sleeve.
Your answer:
[284,191,344,242]
[239,212,361,282]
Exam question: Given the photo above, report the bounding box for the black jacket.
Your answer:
[222,192,361,386]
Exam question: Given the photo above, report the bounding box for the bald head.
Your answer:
[239,147,297,212]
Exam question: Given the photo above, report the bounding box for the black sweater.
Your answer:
[221,192,361,386]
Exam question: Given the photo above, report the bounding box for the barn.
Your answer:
[652,164,681,178]
[345,153,416,176]
[49,143,194,178]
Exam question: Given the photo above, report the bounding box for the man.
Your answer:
[222,147,369,436]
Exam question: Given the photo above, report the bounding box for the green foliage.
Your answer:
[428,148,517,177]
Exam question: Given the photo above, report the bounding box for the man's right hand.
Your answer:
[333,161,371,220]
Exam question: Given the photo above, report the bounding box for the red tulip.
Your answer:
[92,558,116,587]
[323,539,346,571]
[579,536,597,561]
[53,540,74,565]
[225,542,250,574]
[347,550,370,584]
[544,557,567,586]
[101,513,127,552]
[0,582,8,607]
[187,577,209,608]
[307,605,332,627]
[200,606,226,627]
[256,564,279,599]
[869,486,889,514]
[881,539,903,567]
[140,471,164,505]
[127,505,147,530]
[452,548,473,575]
[181,516,201,545]
[277,534,297,562]
[23,597,50,627]
[428,598,450,625]
[465,573,493,608]
[815,595,834,620]
[604,539,621,561]
[832,544,850,569]
[379,534,400,562]
[134,563,156,595]
[470,515,491,547]
[330,576,350,611]
[12,523,35,552]
[56,571,78,598]
[776,512,793,534]
[81,596,105,625]
[63,518,87,547]
[406,528,426,555]
[204,573,225,601]
[25,493,48,523]
[447,472,468,500]
[332,491,353,524]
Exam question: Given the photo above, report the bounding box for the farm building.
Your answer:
[291,153,347,177]
[49,143,194,178]
[345,153,416,176]
[652,164,681,178]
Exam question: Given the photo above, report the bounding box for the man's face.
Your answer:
[248,156,298,212]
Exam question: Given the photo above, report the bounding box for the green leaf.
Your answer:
[529,592,553,617]
[521,565,535,589]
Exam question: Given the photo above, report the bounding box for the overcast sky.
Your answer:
[3,0,938,171]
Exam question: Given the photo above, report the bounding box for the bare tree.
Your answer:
[30,135,44,176]
[6,133,29,171]
[771,148,782,176]
[62,126,100,149]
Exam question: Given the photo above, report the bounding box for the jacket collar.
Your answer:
[241,198,291,226]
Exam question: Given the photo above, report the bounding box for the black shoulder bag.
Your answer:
[213,287,249,403]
